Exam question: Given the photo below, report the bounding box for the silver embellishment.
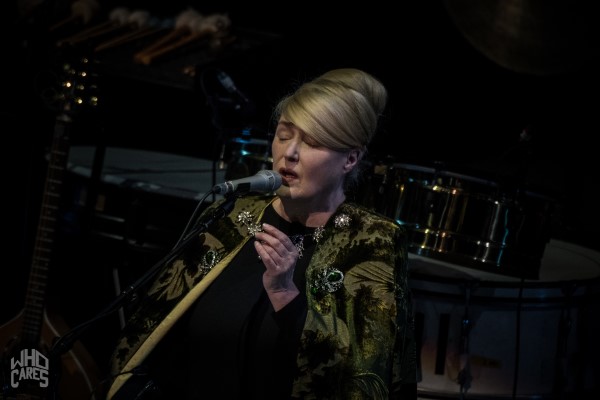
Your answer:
[237,211,253,225]
[237,211,263,236]
[311,266,345,293]
[290,235,305,258]
[334,213,351,229]
[238,211,328,260]
[312,226,325,244]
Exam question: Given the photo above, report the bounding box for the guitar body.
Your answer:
[0,307,103,400]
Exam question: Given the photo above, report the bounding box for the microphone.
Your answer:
[212,170,282,195]
[217,70,250,103]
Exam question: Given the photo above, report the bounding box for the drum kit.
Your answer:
[358,159,600,399]
[381,1,599,396]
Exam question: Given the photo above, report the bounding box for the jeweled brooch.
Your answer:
[310,265,345,294]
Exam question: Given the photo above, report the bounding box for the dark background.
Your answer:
[3,0,600,397]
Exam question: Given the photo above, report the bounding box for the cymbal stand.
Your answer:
[457,282,475,399]
[554,283,577,397]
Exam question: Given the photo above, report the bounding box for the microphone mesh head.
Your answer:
[259,170,282,191]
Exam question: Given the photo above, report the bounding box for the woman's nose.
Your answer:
[284,140,299,160]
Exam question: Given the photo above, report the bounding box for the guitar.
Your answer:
[0,55,102,399]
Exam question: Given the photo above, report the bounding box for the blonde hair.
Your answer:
[274,68,387,150]
[273,68,388,189]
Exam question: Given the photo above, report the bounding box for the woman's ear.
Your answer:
[344,149,360,172]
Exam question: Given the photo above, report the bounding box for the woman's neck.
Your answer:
[273,192,346,228]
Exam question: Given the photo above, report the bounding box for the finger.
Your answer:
[256,238,290,265]
[254,232,299,270]
[254,240,272,263]
[255,225,296,253]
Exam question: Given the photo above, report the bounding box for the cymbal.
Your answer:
[443,0,599,75]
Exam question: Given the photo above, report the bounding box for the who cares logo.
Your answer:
[9,348,49,388]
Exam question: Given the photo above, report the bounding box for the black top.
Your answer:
[146,204,317,400]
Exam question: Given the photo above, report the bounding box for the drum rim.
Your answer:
[387,162,559,201]
[408,239,600,288]
[393,162,499,187]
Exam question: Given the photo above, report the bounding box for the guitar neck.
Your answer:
[22,113,72,346]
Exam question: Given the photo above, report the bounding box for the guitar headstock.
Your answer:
[57,55,100,116]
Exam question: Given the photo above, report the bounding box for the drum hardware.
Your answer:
[356,156,395,213]
[222,134,272,181]
[553,283,577,395]
[433,314,449,377]
[198,67,262,198]
[457,283,475,398]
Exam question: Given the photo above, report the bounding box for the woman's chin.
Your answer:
[275,186,292,197]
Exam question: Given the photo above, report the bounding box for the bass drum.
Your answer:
[410,239,600,399]
[360,162,557,279]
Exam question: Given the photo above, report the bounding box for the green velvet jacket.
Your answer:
[106,194,416,399]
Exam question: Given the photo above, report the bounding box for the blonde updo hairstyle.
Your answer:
[273,68,388,191]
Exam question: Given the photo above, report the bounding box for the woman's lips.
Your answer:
[279,168,298,184]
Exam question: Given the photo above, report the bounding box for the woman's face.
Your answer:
[271,118,356,202]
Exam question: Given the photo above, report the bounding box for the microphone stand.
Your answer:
[46,191,239,399]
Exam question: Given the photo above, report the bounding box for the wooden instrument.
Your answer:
[0,56,102,400]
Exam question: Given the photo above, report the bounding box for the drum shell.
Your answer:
[60,146,223,257]
[367,163,556,279]
[53,146,223,379]
[410,240,600,398]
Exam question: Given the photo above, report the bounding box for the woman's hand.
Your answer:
[254,223,300,311]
